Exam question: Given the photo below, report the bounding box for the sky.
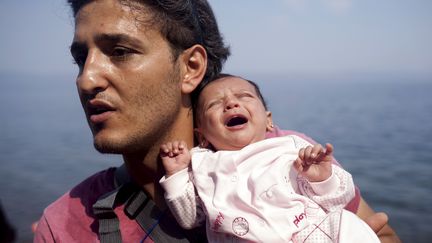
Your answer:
[1,0,431,81]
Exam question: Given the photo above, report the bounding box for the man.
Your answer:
[34,0,400,242]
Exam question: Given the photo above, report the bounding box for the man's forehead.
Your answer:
[74,0,157,32]
[73,1,162,44]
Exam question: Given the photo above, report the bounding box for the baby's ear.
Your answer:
[194,128,209,148]
[265,111,274,132]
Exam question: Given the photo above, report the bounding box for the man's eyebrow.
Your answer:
[69,33,143,54]
[70,41,86,55]
[95,33,142,46]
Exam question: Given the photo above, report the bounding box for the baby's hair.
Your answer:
[193,73,268,130]
[193,73,268,112]
[192,73,269,149]
[243,77,268,110]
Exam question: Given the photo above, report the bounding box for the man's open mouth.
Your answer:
[87,100,115,116]
[225,115,248,127]
[86,99,116,124]
[89,106,112,115]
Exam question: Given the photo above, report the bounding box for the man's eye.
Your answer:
[111,47,130,57]
[72,53,87,68]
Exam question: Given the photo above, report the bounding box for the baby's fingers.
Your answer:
[160,142,173,156]
[298,146,315,162]
[324,143,334,156]
[298,147,305,160]
[303,146,316,163]
[293,158,304,172]
[172,140,181,154]
[178,140,187,150]
[173,140,189,154]
[310,144,325,160]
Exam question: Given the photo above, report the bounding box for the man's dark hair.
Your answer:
[67,0,230,99]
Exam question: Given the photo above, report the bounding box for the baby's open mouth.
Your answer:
[226,116,248,127]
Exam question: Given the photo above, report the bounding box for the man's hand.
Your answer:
[294,143,334,182]
[357,198,401,243]
[160,140,191,177]
[365,212,389,234]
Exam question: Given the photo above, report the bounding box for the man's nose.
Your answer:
[76,50,108,95]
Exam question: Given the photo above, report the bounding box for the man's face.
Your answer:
[70,0,183,153]
[196,77,272,151]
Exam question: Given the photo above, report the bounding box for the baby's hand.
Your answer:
[160,140,191,177]
[294,143,334,182]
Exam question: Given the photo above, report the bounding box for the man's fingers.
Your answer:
[364,212,388,233]
[32,221,39,233]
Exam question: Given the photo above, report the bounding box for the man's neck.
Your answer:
[122,105,195,209]
[122,149,165,208]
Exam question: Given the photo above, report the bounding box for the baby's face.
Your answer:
[195,77,272,151]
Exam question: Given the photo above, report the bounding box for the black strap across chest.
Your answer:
[92,165,206,243]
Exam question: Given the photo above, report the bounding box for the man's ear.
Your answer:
[265,111,274,132]
[180,44,207,94]
[194,127,209,148]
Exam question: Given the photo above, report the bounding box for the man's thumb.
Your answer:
[364,212,389,233]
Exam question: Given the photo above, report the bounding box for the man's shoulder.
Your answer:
[43,167,116,220]
[266,126,316,144]
[35,168,117,242]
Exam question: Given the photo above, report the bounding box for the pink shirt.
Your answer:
[33,168,151,243]
[34,128,359,242]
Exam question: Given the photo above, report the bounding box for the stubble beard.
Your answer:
[93,66,182,155]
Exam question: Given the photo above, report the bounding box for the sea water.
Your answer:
[0,73,431,242]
